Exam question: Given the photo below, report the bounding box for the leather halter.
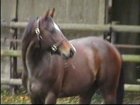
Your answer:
[34,18,64,53]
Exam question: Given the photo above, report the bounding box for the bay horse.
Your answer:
[22,8,124,104]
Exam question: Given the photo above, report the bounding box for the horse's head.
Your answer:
[33,8,76,59]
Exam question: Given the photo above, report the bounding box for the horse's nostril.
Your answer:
[69,48,75,58]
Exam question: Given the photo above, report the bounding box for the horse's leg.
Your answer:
[45,91,57,104]
[100,87,117,104]
[79,87,97,104]
[79,93,93,104]
[30,95,44,104]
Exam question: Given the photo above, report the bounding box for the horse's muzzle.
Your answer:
[60,43,76,59]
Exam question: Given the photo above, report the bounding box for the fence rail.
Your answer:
[1,78,140,92]
[1,38,140,49]
[1,49,140,62]
[1,21,140,33]
[115,44,140,49]
[1,79,22,86]
[1,50,21,57]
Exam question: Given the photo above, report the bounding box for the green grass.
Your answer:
[1,89,140,104]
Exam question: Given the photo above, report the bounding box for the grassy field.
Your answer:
[1,89,140,104]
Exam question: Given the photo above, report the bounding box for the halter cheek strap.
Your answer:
[35,18,42,40]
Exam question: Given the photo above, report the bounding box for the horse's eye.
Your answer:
[50,28,56,34]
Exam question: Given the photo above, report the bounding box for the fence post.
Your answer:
[9,0,19,95]
[9,19,18,95]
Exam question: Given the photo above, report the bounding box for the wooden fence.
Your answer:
[1,78,140,92]
[1,22,140,92]
[1,49,140,63]
[2,21,140,32]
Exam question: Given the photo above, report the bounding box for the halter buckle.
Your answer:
[35,27,40,35]
[51,45,57,52]
[35,27,42,40]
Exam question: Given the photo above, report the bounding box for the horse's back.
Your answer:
[70,36,121,63]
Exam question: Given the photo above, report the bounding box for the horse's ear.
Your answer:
[43,9,51,20]
[43,8,55,20]
[50,8,55,18]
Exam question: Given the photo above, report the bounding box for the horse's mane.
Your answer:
[22,18,36,72]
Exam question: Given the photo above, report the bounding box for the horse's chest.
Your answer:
[28,78,43,95]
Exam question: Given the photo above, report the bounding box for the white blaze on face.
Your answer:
[53,21,61,32]
[69,41,77,53]
[70,43,76,53]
